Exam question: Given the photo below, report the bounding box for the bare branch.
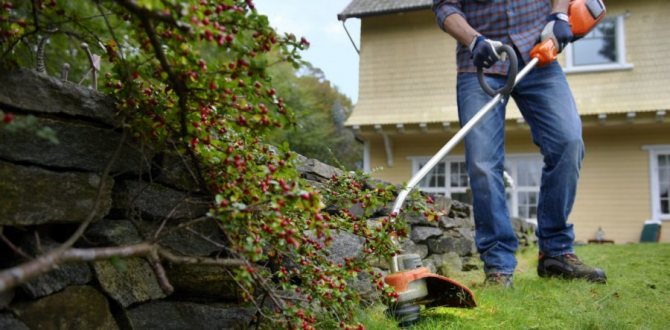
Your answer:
[148,248,174,294]
[0,229,32,260]
[158,249,247,267]
[0,243,154,292]
[112,0,191,32]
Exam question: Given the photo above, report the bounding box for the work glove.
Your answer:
[541,12,573,53]
[469,35,505,69]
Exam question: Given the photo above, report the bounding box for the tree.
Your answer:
[268,61,361,170]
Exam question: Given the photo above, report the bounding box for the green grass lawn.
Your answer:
[358,244,670,330]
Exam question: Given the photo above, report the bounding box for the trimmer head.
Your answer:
[384,254,476,327]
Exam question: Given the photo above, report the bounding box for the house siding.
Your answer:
[347,0,670,127]
[574,124,669,244]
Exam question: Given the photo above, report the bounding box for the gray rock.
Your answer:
[18,237,92,299]
[144,218,225,257]
[165,263,239,301]
[0,313,29,330]
[427,235,475,257]
[85,219,143,246]
[0,289,14,310]
[20,262,91,299]
[113,180,210,220]
[0,161,113,226]
[400,240,428,259]
[126,301,254,330]
[431,195,453,214]
[12,286,118,330]
[438,216,470,230]
[410,226,443,242]
[429,252,463,277]
[448,200,472,220]
[0,115,149,174]
[404,212,437,226]
[350,270,381,303]
[93,258,166,307]
[327,230,365,265]
[296,154,344,182]
[0,69,118,126]
[154,152,200,192]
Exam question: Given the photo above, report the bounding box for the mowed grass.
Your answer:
[358,243,670,330]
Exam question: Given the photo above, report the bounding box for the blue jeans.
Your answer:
[456,61,583,275]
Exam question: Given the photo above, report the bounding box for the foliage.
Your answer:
[0,1,434,328]
[359,243,670,329]
[267,62,361,170]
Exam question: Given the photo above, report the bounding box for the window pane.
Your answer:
[517,159,541,187]
[518,192,539,219]
[659,155,668,167]
[420,162,446,188]
[450,162,468,188]
[572,18,617,66]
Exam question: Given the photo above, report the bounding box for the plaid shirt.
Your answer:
[432,0,551,75]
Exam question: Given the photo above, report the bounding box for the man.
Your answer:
[432,0,606,287]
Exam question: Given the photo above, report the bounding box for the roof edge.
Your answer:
[337,4,431,21]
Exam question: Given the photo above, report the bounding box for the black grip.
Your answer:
[477,44,518,97]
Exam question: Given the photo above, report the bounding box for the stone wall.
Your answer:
[0,69,536,329]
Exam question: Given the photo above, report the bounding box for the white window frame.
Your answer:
[643,145,670,222]
[409,156,468,199]
[409,154,543,221]
[564,15,633,74]
[505,154,543,222]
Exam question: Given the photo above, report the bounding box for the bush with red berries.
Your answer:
[0,1,443,328]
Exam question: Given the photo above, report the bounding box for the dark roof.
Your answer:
[337,0,432,21]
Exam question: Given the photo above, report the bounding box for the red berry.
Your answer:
[3,112,13,124]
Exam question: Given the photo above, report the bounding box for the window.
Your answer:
[411,154,543,220]
[414,157,471,204]
[505,156,543,221]
[564,15,632,73]
[645,146,670,221]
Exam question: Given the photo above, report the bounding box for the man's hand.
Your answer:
[541,12,573,53]
[470,36,504,69]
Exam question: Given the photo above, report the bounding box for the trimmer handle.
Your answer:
[477,44,518,97]
[530,39,558,66]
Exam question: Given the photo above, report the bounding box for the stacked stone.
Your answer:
[0,70,251,329]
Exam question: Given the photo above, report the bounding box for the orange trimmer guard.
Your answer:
[384,267,476,308]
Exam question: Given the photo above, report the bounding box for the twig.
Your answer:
[31,0,41,33]
[223,267,274,321]
[148,248,174,294]
[185,226,226,248]
[0,230,32,260]
[112,0,191,32]
[151,195,190,240]
[158,249,247,267]
[150,216,209,242]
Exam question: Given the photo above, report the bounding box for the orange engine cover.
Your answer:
[385,267,476,308]
[569,0,607,38]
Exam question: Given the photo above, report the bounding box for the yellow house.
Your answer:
[338,0,670,244]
